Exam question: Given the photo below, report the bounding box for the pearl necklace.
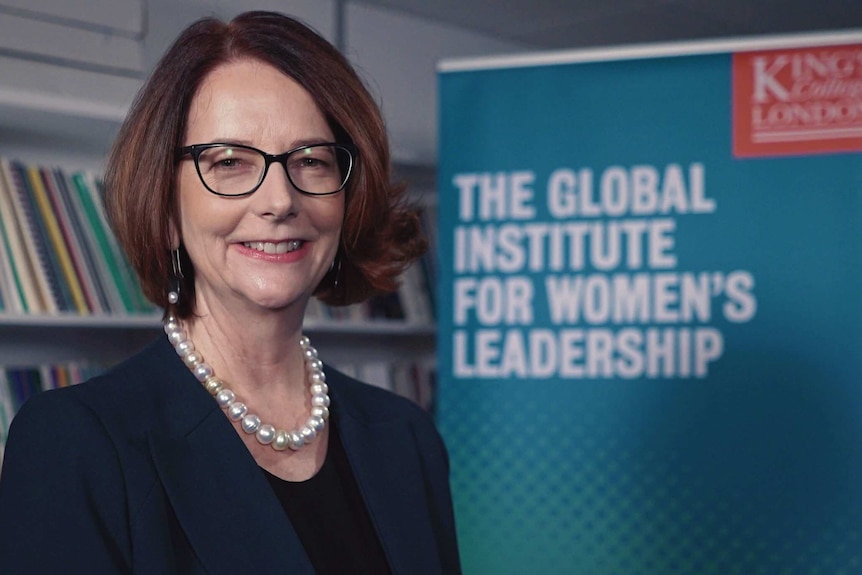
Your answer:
[163,315,330,451]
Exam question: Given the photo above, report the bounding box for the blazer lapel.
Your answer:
[336,405,442,575]
[146,343,314,575]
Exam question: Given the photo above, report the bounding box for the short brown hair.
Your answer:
[104,11,426,318]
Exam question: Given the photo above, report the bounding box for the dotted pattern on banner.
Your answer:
[438,383,862,575]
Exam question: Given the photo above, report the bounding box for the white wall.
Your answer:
[344,2,531,164]
[143,0,337,67]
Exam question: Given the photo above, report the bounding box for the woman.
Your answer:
[0,11,460,574]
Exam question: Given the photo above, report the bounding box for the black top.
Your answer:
[262,419,392,575]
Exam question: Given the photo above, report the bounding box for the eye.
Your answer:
[299,156,325,168]
[290,146,337,172]
[199,146,259,173]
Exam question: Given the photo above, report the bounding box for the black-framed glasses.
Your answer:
[176,142,355,197]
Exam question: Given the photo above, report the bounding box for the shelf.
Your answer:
[305,319,435,336]
[0,313,161,328]
[0,54,138,167]
[0,313,436,367]
[0,313,435,335]
[0,94,123,167]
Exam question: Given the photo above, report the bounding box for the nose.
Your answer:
[251,161,299,220]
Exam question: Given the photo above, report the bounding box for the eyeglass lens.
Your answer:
[195,144,349,196]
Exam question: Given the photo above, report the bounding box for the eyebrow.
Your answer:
[201,137,336,151]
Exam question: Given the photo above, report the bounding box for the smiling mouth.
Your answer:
[243,240,303,254]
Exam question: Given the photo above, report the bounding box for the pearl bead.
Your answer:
[167,329,185,345]
[288,431,304,450]
[311,406,329,420]
[272,430,290,451]
[303,347,318,361]
[310,383,328,396]
[299,335,310,348]
[193,363,213,382]
[256,424,276,444]
[227,402,247,421]
[241,414,261,433]
[216,389,235,407]
[183,351,203,367]
[300,426,316,442]
[310,371,326,384]
[204,377,223,395]
[308,358,323,372]
[164,319,180,333]
[307,415,325,432]
[175,340,194,356]
[311,395,330,408]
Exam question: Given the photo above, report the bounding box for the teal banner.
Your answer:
[436,35,862,573]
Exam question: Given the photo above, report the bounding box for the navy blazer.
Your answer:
[0,336,461,574]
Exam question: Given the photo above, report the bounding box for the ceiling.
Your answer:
[355,0,862,50]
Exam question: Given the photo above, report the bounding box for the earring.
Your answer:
[331,256,342,290]
[168,249,184,305]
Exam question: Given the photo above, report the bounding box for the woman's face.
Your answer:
[176,58,344,316]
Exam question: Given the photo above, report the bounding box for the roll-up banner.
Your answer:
[436,32,862,574]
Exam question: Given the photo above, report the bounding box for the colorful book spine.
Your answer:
[0,196,16,312]
[24,165,89,313]
[69,172,137,313]
[0,159,56,313]
[11,161,71,311]
[41,167,109,314]
[50,169,112,314]
[0,370,12,464]
[85,174,153,314]
[0,162,33,313]
[59,170,123,314]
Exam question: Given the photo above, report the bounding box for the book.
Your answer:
[0,162,32,313]
[59,169,124,313]
[39,167,103,313]
[359,361,394,392]
[0,158,56,313]
[69,172,137,313]
[391,361,436,410]
[81,172,154,314]
[0,370,12,464]
[11,161,71,311]
[0,179,17,311]
[398,262,434,324]
[417,203,438,317]
[5,367,42,412]
[367,291,406,320]
[24,164,89,313]
[50,168,112,314]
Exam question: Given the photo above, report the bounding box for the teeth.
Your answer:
[244,240,302,254]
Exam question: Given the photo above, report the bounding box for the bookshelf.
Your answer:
[0,315,436,368]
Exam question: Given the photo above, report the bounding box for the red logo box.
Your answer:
[733,43,862,157]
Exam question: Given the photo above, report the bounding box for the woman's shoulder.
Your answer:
[13,336,197,439]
